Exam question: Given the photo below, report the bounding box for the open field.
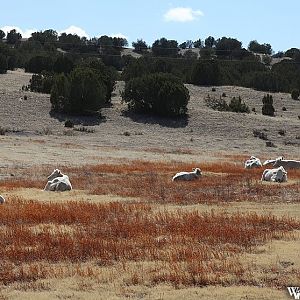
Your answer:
[0,70,299,299]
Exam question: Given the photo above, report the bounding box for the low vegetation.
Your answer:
[0,159,299,291]
[122,73,189,117]
[262,94,275,116]
[205,95,250,113]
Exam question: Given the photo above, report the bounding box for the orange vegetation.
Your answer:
[0,197,299,286]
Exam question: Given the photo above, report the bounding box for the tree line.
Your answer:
[1,28,300,118]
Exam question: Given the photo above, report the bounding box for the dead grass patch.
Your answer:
[0,197,299,287]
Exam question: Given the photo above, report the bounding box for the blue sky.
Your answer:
[1,0,299,52]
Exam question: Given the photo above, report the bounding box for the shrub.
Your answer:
[228,96,250,113]
[122,73,189,117]
[205,95,228,111]
[291,89,299,100]
[79,58,117,103]
[253,129,268,140]
[25,55,54,73]
[53,55,74,74]
[262,94,275,116]
[0,54,8,74]
[266,141,276,147]
[73,126,95,133]
[50,73,70,112]
[50,67,107,114]
[68,67,106,113]
[278,129,286,136]
[205,95,249,113]
[191,60,220,86]
[29,72,54,93]
[64,120,74,128]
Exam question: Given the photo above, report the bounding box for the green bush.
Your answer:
[122,73,189,117]
[205,95,249,113]
[191,60,220,86]
[291,89,299,100]
[53,55,74,74]
[50,73,70,112]
[64,120,74,128]
[50,67,107,114]
[228,96,250,113]
[205,95,229,111]
[29,72,54,93]
[0,54,8,74]
[25,55,54,73]
[79,58,117,103]
[68,67,106,113]
[262,94,275,116]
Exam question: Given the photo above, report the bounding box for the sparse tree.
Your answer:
[30,29,58,44]
[53,55,74,74]
[291,89,300,100]
[6,29,22,44]
[248,40,272,55]
[285,48,300,59]
[68,67,106,113]
[122,73,189,117]
[191,60,220,86]
[215,37,242,58]
[152,38,178,57]
[0,30,5,40]
[194,38,203,48]
[0,54,8,73]
[132,39,148,53]
[262,94,275,116]
[205,36,216,48]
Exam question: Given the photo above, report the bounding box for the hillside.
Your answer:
[0,70,299,168]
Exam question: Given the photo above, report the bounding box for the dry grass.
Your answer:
[0,158,299,298]
[1,161,299,205]
[67,161,300,204]
[0,197,299,288]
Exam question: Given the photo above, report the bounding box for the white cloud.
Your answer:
[164,7,204,22]
[0,25,37,38]
[59,25,89,38]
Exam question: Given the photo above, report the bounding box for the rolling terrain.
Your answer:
[0,70,299,300]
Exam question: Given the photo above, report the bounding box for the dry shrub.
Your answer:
[64,161,299,204]
[0,198,299,286]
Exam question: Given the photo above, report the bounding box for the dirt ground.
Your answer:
[0,70,299,299]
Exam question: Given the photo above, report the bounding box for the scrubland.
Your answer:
[0,70,299,299]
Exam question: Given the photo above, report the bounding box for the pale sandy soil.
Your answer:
[0,70,299,299]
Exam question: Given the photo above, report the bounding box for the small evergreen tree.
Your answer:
[53,55,74,74]
[122,73,189,117]
[50,73,70,111]
[0,30,5,40]
[152,38,179,57]
[6,29,22,44]
[291,89,300,100]
[191,60,220,86]
[132,39,148,53]
[25,55,54,73]
[193,39,203,48]
[228,96,250,113]
[68,67,106,113]
[0,54,8,74]
[262,94,275,116]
